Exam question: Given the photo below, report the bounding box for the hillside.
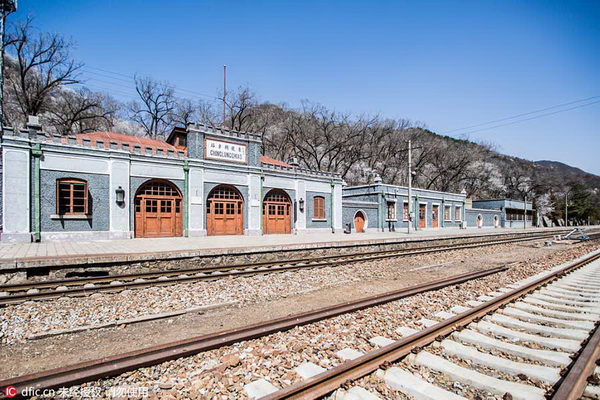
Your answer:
[535,160,600,189]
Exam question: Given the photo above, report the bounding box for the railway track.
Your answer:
[0,264,514,400]
[1,244,598,399]
[255,249,600,400]
[0,230,579,306]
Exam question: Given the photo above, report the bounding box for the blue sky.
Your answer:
[15,1,600,174]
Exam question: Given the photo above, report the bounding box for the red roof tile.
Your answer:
[260,155,292,167]
[75,132,177,151]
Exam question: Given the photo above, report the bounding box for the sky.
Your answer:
[13,0,600,174]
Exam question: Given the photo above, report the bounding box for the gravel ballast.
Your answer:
[35,241,600,400]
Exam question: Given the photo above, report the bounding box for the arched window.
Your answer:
[313,196,325,220]
[57,178,89,215]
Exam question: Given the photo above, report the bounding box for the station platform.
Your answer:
[0,227,573,270]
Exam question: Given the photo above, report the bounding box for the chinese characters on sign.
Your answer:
[205,139,247,163]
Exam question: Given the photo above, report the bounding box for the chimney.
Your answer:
[374,174,382,184]
[27,115,42,130]
[289,157,299,167]
[26,115,43,139]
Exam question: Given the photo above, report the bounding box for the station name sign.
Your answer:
[205,139,247,164]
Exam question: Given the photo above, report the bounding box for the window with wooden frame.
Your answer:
[444,205,452,221]
[386,201,396,221]
[454,206,462,221]
[313,196,325,220]
[403,202,409,221]
[57,179,89,215]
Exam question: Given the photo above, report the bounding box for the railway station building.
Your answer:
[0,120,343,242]
[465,198,534,228]
[342,178,467,232]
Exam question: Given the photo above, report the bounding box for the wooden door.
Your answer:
[354,211,365,233]
[142,198,160,237]
[134,180,182,238]
[432,205,439,228]
[263,190,292,234]
[419,204,426,228]
[207,186,244,236]
[158,199,176,235]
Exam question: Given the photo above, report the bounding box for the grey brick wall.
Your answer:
[306,191,331,229]
[466,208,501,228]
[342,204,379,232]
[40,170,110,232]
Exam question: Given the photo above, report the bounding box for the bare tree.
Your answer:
[502,160,534,198]
[273,101,375,178]
[127,75,175,138]
[220,86,261,132]
[171,98,198,127]
[4,17,82,124]
[171,97,222,128]
[45,87,117,134]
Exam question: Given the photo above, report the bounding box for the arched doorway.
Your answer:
[263,189,292,234]
[207,185,244,236]
[134,179,183,238]
[477,214,483,228]
[354,211,366,233]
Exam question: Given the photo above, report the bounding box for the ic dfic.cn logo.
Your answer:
[4,386,17,398]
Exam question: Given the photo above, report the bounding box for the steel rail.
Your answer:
[551,318,600,400]
[0,233,561,305]
[260,251,600,400]
[0,266,509,400]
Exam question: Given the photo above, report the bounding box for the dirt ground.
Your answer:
[1,240,587,380]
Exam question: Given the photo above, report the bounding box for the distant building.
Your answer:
[342,180,467,232]
[465,198,534,228]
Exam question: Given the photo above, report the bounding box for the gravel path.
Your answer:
[50,241,600,400]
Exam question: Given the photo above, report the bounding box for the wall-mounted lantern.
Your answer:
[299,198,305,212]
[115,186,125,205]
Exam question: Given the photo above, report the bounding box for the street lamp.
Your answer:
[0,0,17,128]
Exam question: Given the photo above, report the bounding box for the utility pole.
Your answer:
[407,140,412,234]
[0,0,17,129]
[523,196,527,230]
[222,64,227,127]
[565,192,569,227]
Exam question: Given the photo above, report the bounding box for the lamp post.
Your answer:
[407,140,412,234]
[0,0,16,129]
[565,193,568,227]
[523,195,527,230]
